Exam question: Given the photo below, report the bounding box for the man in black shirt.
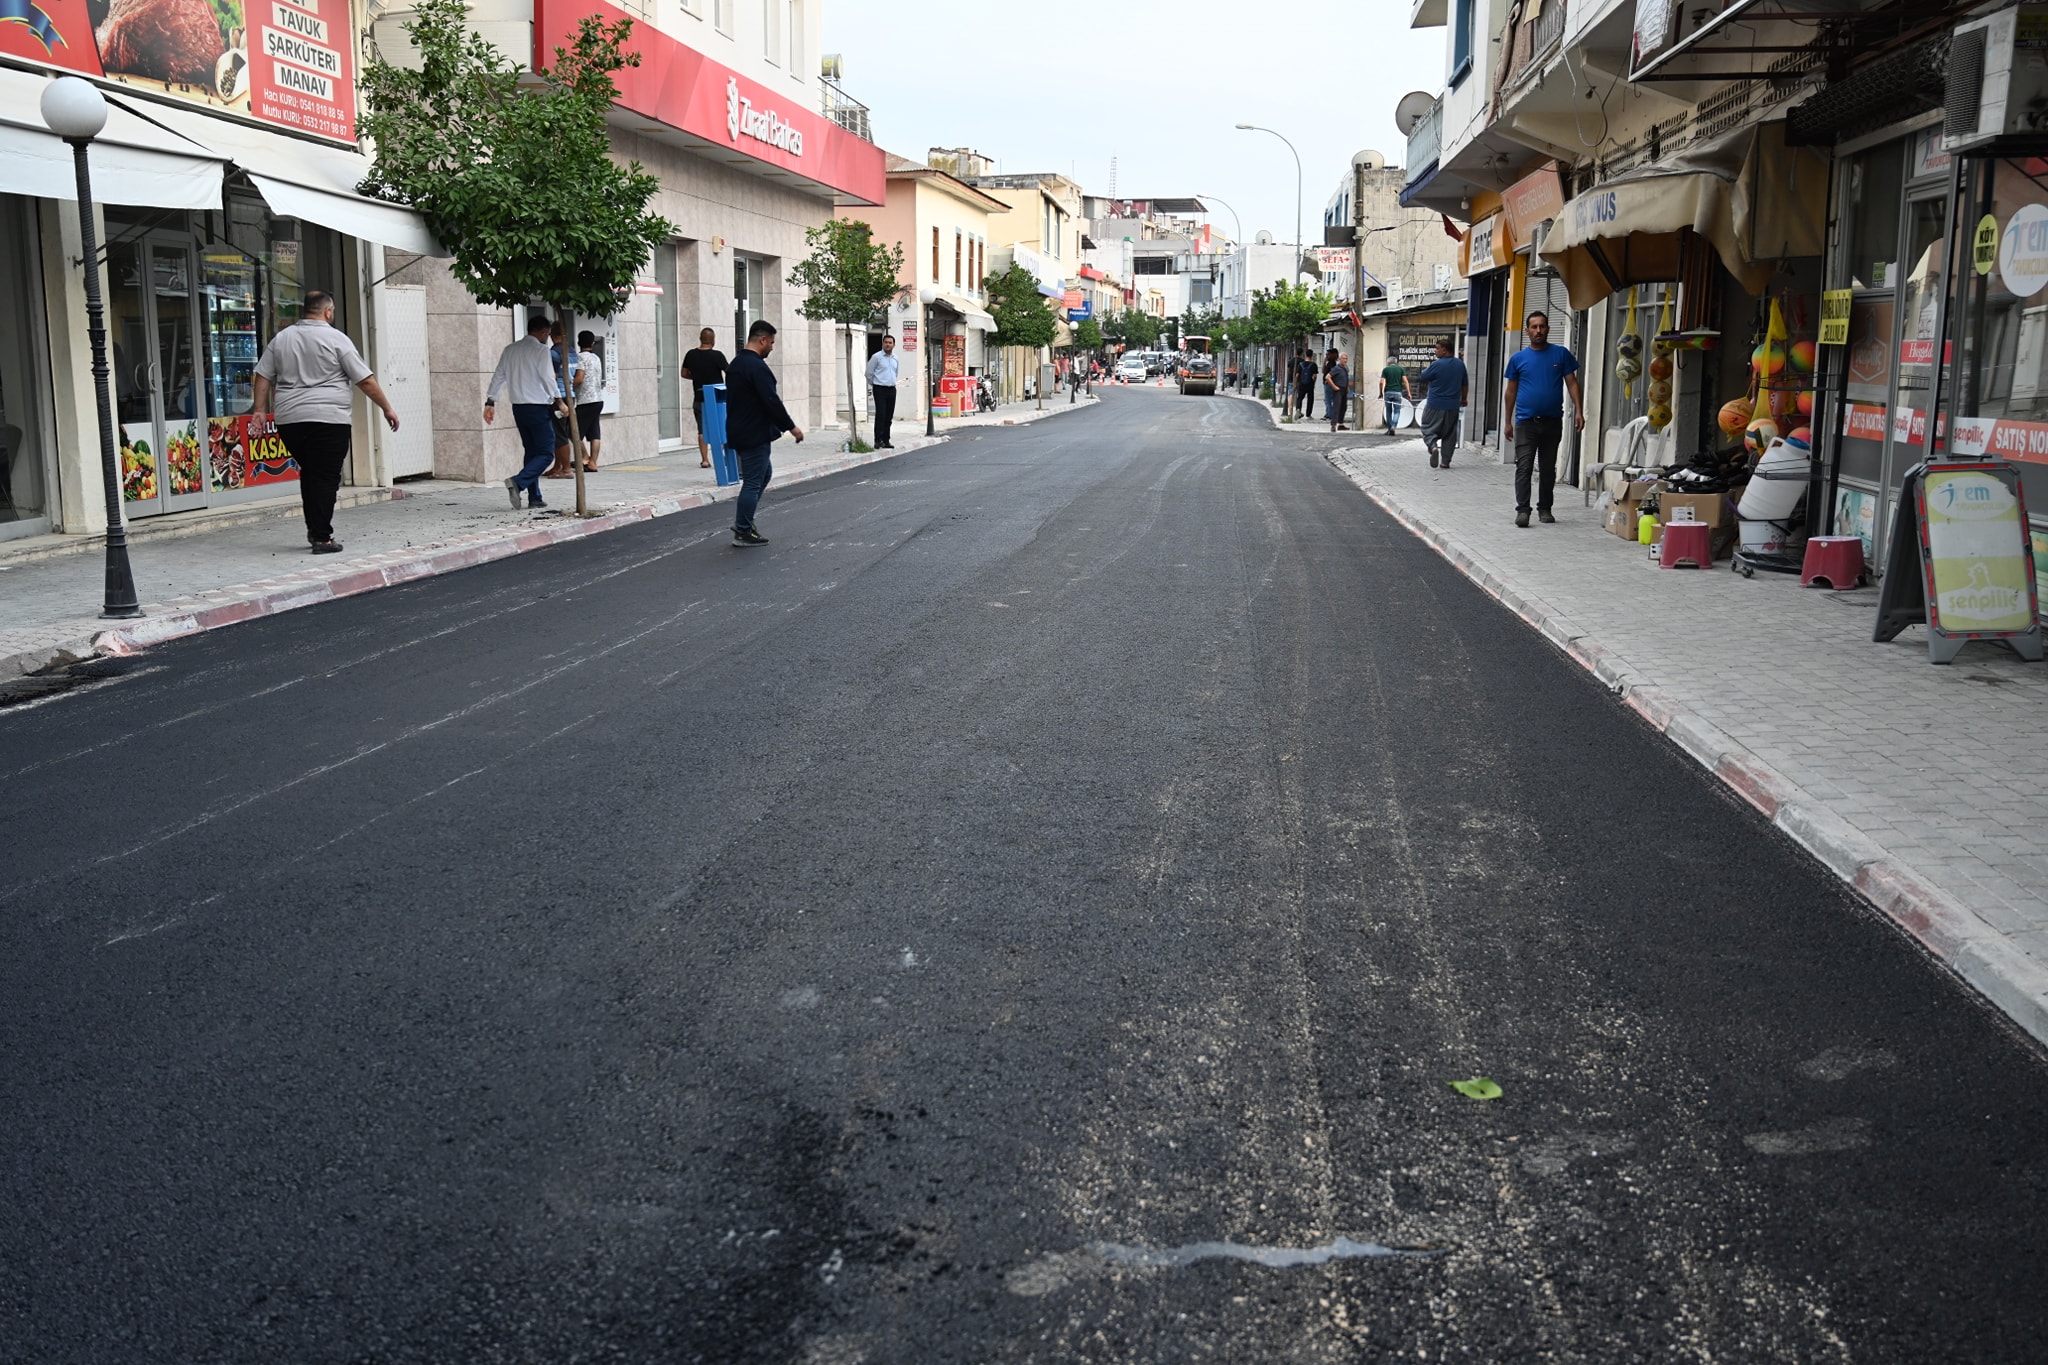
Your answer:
[723,320,804,546]
[681,327,727,469]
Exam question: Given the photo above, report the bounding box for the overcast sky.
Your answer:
[823,0,1445,247]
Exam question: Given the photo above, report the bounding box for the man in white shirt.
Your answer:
[251,289,399,554]
[483,313,566,510]
[866,335,900,449]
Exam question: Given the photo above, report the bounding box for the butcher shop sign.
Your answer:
[0,0,358,143]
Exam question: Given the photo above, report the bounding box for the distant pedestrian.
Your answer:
[251,289,399,555]
[682,328,728,469]
[1503,310,1584,527]
[1417,338,1469,469]
[1324,350,1351,432]
[1295,350,1317,420]
[867,334,900,448]
[483,312,564,511]
[1378,355,1411,434]
[573,330,604,471]
[724,320,804,546]
[543,320,579,480]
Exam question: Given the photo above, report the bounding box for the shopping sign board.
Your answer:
[0,0,358,141]
[1314,247,1354,273]
[1874,458,2043,663]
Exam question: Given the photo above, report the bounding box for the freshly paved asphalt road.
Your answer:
[4,387,2046,1363]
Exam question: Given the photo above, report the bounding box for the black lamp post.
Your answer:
[42,77,140,619]
[919,286,938,437]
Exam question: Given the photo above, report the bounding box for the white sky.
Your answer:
[824,0,1444,248]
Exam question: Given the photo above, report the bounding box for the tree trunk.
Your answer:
[556,303,589,517]
[845,324,863,449]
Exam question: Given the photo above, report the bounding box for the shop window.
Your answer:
[656,241,681,442]
[1844,147,1905,291]
[1950,157,2048,518]
[0,197,50,533]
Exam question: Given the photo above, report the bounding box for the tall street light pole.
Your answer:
[1199,193,1244,388]
[42,77,141,620]
[1235,123,1302,414]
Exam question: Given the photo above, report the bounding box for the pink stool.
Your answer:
[1659,519,1712,569]
[1802,535,1868,589]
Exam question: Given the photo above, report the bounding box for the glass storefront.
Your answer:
[104,188,348,518]
[0,196,53,540]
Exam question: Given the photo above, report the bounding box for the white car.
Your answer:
[1115,358,1147,381]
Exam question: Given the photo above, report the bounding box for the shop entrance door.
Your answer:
[108,233,209,517]
[1874,190,1951,562]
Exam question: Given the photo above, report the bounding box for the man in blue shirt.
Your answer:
[1416,338,1469,470]
[724,319,805,546]
[1502,310,1583,527]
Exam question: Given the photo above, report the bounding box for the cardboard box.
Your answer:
[1609,480,1659,540]
[1657,486,1738,558]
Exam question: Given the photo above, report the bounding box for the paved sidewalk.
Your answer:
[1327,437,2048,1047]
[0,396,1096,680]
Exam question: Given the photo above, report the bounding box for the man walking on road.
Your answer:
[725,320,804,546]
[483,313,565,511]
[1502,310,1584,527]
[251,289,400,555]
[1417,338,1469,469]
[867,334,899,449]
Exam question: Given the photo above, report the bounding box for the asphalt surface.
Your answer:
[3,386,2045,1363]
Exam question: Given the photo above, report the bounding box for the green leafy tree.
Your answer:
[984,262,1058,351]
[358,0,673,514]
[1103,309,1160,350]
[788,219,907,449]
[1073,317,1103,351]
[1181,304,1223,341]
[1250,280,1335,412]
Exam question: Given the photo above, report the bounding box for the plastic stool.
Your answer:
[1659,519,1712,569]
[1802,535,1868,589]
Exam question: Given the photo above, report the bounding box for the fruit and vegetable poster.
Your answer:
[0,0,356,143]
[207,413,299,490]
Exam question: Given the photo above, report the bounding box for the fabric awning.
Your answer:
[1538,123,1826,310]
[116,99,446,257]
[0,68,223,210]
[934,292,998,333]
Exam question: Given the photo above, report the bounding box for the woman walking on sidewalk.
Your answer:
[573,330,604,472]
[251,289,400,555]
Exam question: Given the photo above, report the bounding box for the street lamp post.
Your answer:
[1235,123,1304,415]
[1199,193,1245,388]
[42,77,140,620]
[918,286,938,437]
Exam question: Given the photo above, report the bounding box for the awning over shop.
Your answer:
[0,67,223,210]
[933,292,997,333]
[118,99,446,257]
[1537,124,1826,310]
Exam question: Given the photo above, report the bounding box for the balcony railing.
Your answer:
[820,77,871,142]
[1405,97,1443,187]
[1495,0,1568,98]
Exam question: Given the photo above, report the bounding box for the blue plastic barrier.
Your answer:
[702,384,740,486]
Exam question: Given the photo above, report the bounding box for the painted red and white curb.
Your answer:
[1329,451,2048,1050]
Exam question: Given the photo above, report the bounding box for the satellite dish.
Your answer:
[1351,149,1384,169]
[1255,229,1275,245]
[1394,91,1435,136]
[820,52,844,79]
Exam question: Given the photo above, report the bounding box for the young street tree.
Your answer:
[787,220,906,451]
[983,261,1059,402]
[357,0,672,515]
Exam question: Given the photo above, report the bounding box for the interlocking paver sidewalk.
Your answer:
[0,396,1097,681]
[1323,435,2048,1046]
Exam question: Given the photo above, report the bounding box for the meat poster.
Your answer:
[207,413,299,490]
[0,0,355,143]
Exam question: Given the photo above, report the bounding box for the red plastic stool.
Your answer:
[1659,519,1712,569]
[1802,535,1868,589]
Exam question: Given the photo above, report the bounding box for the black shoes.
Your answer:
[529,496,547,509]
[504,476,522,510]
[1429,450,1439,468]
[1516,511,1531,528]
[733,526,769,546]
[1538,510,1556,524]
[310,539,342,554]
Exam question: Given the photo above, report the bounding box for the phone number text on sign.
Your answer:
[253,0,356,142]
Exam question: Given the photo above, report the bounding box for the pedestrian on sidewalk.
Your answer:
[574,330,604,472]
[1295,350,1318,420]
[682,328,728,469]
[1324,350,1351,432]
[725,320,804,547]
[250,289,399,555]
[484,313,565,511]
[1417,338,1469,469]
[867,334,899,449]
[1502,310,1584,528]
[543,320,579,480]
[1378,355,1411,435]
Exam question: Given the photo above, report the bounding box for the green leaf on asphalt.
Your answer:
[1449,1078,1503,1101]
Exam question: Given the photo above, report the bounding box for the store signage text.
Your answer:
[1819,289,1852,345]
[1570,191,1619,234]
[726,77,805,156]
[1899,339,1955,366]
[2000,202,2048,298]
[1844,403,1888,441]
[1946,414,2048,465]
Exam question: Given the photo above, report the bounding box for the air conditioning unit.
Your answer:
[1945,4,2048,153]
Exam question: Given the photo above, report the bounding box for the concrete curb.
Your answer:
[1328,449,2048,1049]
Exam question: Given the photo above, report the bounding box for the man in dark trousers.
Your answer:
[251,289,400,554]
[1416,337,1469,469]
[724,319,805,546]
[866,333,899,448]
[1502,310,1584,527]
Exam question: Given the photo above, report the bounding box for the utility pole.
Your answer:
[1354,157,1368,432]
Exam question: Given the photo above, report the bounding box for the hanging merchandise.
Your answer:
[1615,287,1643,397]
[1645,291,1675,431]
[1755,293,1815,438]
